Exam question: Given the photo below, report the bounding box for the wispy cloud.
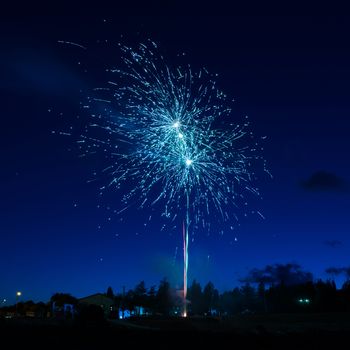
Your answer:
[301,171,346,192]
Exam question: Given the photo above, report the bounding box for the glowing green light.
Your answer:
[298,298,310,304]
[173,121,180,128]
[178,133,184,139]
[185,159,192,166]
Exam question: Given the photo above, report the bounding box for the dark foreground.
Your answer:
[2,313,350,349]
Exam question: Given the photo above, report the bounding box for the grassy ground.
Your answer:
[123,312,350,330]
[1,313,350,349]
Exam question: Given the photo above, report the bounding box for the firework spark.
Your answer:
[79,41,265,224]
[73,39,267,316]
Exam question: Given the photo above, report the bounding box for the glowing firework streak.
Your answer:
[182,189,190,317]
[182,220,188,317]
[72,40,267,317]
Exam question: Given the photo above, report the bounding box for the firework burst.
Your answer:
[79,41,265,224]
[72,39,268,316]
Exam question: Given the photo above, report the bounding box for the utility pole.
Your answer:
[121,286,125,319]
[16,291,21,317]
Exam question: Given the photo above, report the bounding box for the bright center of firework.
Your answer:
[178,133,184,139]
[185,159,193,166]
[173,121,180,128]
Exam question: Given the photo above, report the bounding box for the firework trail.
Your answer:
[74,39,268,316]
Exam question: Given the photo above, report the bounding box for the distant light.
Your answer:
[16,292,21,297]
[173,121,180,128]
[178,133,184,139]
[185,159,192,166]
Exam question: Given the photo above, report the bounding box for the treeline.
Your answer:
[110,262,350,315]
[2,279,350,318]
[3,263,350,318]
[110,278,350,316]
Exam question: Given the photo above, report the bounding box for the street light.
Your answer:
[16,291,22,317]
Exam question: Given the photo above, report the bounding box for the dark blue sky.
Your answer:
[1,13,350,304]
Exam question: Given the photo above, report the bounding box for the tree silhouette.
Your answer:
[106,286,114,299]
[241,263,313,286]
[257,281,267,312]
[155,278,173,316]
[133,281,148,308]
[240,283,256,312]
[187,280,203,315]
[50,293,77,306]
[202,282,219,315]
[147,285,157,311]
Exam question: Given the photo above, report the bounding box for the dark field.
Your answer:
[2,313,350,349]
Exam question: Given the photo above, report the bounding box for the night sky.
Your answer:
[1,12,350,305]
